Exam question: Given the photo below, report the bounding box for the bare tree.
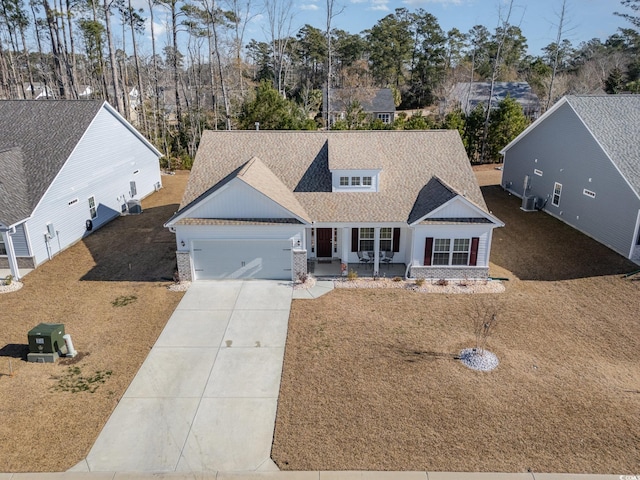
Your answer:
[546,0,572,110]
[325,0,344,129]
[263,0,294,95]
[480,0,515,163]
[104,0,124,111]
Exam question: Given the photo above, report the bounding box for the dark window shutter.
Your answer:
[351,228,358,252]
[393,228,401,252]
[424,237,434,266]
[469,237,479,266]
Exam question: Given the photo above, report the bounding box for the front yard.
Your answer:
[272,180,640,473]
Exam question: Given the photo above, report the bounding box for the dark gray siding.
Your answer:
[502,102,640,259]
[12,223,30,256]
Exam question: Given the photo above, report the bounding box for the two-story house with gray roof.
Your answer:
[0,100,163,280]
[165,131,503,281]
[500,95,640,264]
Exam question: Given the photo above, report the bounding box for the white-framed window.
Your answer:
[359,227,374,251]
[340,176,349,186]
[377,113,391,124]
[68,198,78,206]
[452,238,471,265]
[88,196,97,219]
[351,176,361,186]
[430,238,473,266]
[0,238,6,256]
[432,238,451,265]
[552,182,562,206]
[363,176,372,186]
[583,189,596,198]
[380,227,392,251]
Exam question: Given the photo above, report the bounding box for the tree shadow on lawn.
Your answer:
[80,203,179,282]
[483,185,639,281]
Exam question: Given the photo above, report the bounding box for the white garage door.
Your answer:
[192,239,293,280]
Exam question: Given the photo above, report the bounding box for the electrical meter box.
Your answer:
[27,323,66,363]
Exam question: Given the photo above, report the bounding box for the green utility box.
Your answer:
[27,323,66,363]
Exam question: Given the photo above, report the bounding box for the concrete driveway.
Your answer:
[77,280,293,473]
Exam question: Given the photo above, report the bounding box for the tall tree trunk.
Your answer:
[104,0,124,112]
[65,0,79,95]
[90,0,109,99]
[546,0,567,111]
[19,27,36,99]
[205,0,231,129]
[480,0,514,163]
[169,0,182,131]
[30,1,51,98]
[42,0,67,98]
[0,44,11,98]
[148,0,160,145]
[128,0,148,134]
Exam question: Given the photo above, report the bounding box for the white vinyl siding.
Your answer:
[24,106,161,266]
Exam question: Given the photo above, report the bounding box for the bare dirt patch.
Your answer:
[0,171,189,472]
[272,170,640,474]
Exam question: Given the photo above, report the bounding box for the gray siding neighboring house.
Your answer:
[0,100,163,280]
[325,88,396,125]
[501,95,640,264]
[447,82,541,120]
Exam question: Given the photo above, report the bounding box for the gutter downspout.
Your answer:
[1,227,21,281]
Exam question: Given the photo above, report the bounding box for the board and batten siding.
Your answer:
[26,106,161,266]
[175,224,305,252]
[502,101,640,259]
[411,224,493,267]
[186,180,298,219]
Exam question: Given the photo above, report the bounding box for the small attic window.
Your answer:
[68,198,78,206]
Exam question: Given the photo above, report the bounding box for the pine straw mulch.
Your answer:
[272,169,640,474]
[0,171,189,472]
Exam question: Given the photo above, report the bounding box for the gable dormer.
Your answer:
[331,169,381,192]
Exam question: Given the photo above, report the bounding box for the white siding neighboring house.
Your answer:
[165,131,503,282]
[0,100,163,280]
[500,95,640,264]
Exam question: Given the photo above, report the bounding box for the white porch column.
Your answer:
[1,229,21,281]
[373,227,380,274]
[341,227,350,266]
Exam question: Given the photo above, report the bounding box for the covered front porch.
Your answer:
[307,258,407,278]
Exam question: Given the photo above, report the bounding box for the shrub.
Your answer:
[392,276,403,282]
[347,269,358,281]
[435,278,448,286]
[4,274,13,286]
[297,272,308,284]
[415,278,425,287]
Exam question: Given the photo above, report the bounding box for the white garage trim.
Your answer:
[191,239,293,280]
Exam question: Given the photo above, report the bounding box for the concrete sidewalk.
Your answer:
[0,471,630,479]
[77,280,293,473]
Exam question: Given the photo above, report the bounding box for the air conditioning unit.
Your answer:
[127,199,143,215]
[521,195,537,212]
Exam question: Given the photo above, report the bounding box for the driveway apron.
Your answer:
[82,280,293,473]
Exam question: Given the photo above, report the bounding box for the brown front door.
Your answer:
[317,228,333,258]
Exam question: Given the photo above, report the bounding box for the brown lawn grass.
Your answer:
[272,165,640,474]
[0,171,189,472]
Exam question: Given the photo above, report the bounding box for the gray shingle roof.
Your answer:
[0,100,104,226]
[449,82,540,117]
[328,88,396,114]
[177,131,488,224]
[566,95,640,197]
